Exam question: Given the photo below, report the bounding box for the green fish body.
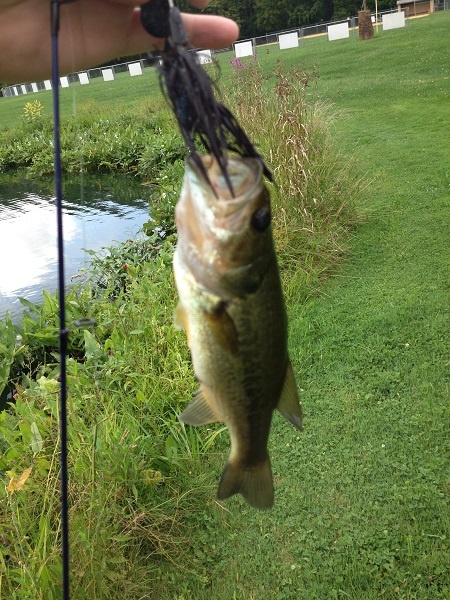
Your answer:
[173,155,302,510]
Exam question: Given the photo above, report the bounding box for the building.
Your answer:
[397,0,435,15]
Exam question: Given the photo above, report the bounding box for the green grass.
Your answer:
[1,11,449,599]
[0,70,161,130]
[151,13,450,599]
[2,27,357,600]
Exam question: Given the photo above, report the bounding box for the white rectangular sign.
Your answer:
[382,11,405,30]
[197,49,212,64]
[279,32,298,50]
[44,80,52,90]
[13,87,19,96]
[78,72,90,85]
[102,68,115,81]
[31,83,38,93]
[21,85,28,94]
[60,76,70,88]
[235,41,253,58]
[327,22,349,41]
[128,62,143,76]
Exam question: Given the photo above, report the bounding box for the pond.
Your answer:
[0,173,152,322]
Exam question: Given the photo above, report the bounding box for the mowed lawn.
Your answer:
[1,12,448,599]
[151,13,450,599]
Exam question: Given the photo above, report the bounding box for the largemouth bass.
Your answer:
[173,155,302,510]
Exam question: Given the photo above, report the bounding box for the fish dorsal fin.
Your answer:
[179,386,221,426]
[277,361,303,431]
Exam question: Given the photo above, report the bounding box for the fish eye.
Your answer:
[251,206,271,231]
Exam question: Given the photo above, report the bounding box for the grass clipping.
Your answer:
[222,59,363,300]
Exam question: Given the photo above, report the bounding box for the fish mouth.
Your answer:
[186,155,263,203]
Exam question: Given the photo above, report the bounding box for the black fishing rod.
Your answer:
[50,1,77,598]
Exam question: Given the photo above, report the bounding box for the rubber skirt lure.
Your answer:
[140,0,272,194]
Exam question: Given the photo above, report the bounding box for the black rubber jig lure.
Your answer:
[140,0,272,195]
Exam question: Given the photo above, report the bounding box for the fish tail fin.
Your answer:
[217,459,274,510]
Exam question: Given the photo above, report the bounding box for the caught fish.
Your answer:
[173,155,302,510]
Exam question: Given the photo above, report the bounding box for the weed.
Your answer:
[22,100,44,124]
[0,100,186,179]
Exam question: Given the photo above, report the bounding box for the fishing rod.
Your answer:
[50,1,77,598]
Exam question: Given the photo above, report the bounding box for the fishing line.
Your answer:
[50,1,76,598]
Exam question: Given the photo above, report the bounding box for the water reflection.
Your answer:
[0,195,78,294]
[0,173,151,321]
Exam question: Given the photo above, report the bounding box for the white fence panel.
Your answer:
[102,68,115,81]
[78,72,90,85]
[235,41,253,58]
[128,62,143,76]
[382,11,405,30]
[327,22,349,41]
[60,76,70,88]
[279,32,299,50]
[197,49,212,64]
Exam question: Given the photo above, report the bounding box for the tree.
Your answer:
[189,0,258,39]
[254,0,291,33]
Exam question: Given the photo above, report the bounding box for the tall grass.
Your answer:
[0,254,216,598]
[0,96,185,179]
[222,59,363,300]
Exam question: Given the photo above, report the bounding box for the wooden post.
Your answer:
[358,0,374,40]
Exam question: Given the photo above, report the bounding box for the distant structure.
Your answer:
[397,0,434,15]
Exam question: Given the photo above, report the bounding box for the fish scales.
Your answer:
[173,155,302,510]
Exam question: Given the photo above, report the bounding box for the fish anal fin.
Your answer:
[217,459,274,510]
[277,361,303,431]
[179,386,220,426]
[204,304,238,355]
[174,302,187,330]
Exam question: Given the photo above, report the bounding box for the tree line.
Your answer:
[180,0,397,39]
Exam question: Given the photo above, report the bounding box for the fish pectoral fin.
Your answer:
[217,458,274,510]
[204,304,238,355]
[179,387,221,426]
[277,361,303,431]
[173,302,187,330]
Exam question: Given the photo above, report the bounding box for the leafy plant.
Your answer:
[0,315,16,397]
[0,101,186,179]
[22,100,44,124]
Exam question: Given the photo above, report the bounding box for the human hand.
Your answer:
[0,0,239,83]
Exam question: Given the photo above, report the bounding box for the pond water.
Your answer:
[0,173,152,322]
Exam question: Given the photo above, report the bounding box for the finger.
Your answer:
[125,11,239,53]
[182,14,239,49]
[112,0,211,8]
[184,0,211,8]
